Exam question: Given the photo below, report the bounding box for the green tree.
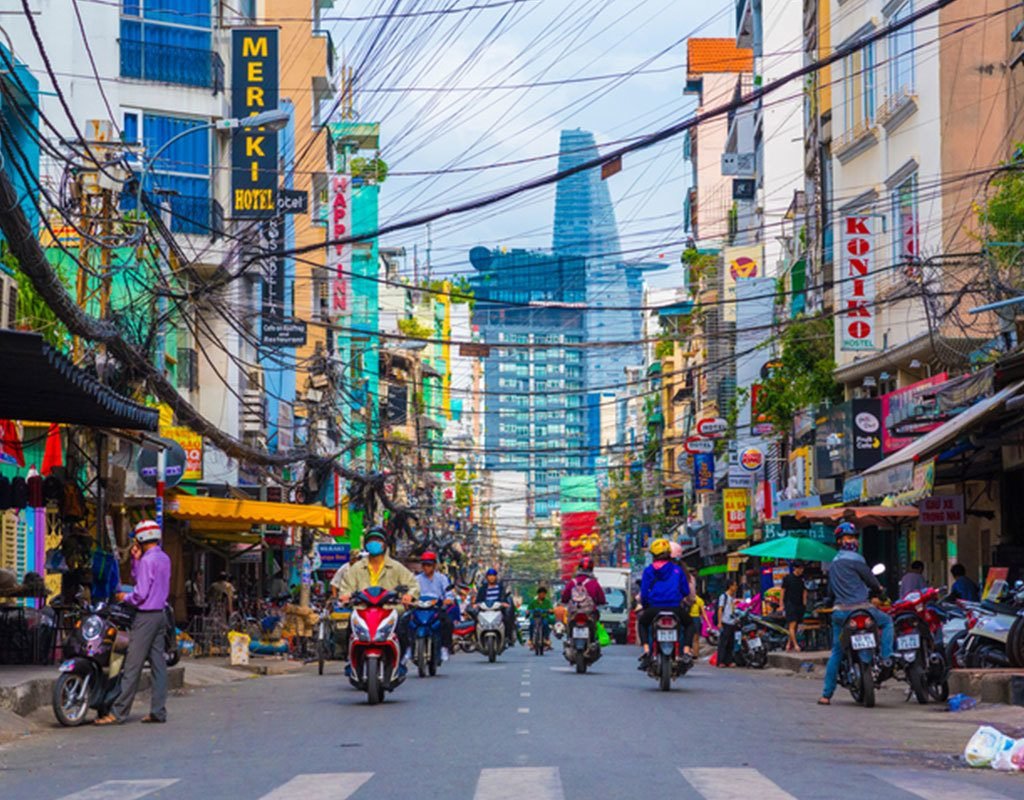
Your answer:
[507,532,559,587]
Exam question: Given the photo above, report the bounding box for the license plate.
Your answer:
[897,634,920,651]
[851,633,876,650]
[748,636,762,649]
[656,629,677,642]
[573,627,589,638]
[58,660,75,673]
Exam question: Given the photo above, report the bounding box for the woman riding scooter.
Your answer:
[637,538,694,670]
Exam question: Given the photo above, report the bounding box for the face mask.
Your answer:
[840,539,860,552]
[366,541,385,556]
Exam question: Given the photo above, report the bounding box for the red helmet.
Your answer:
[578,556,595,573]
[421,550,438,564]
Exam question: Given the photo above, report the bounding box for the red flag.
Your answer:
[0,420,24,467]
[41,424,63,476]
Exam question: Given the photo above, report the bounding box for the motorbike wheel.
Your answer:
[850,661,875,708]
[428,646,438,677]
[415,638,428,678]
[366,656,383,705]
[659,653,672,692]
[1008,617,1024,668]
[487,639,497,663]
[928,679,950,703]
[749,648,767,670]
[906,661,928,705]
[575,650,587,674]
[705,630,719,647]
[52,672,91,727]
[165,649,180,668]
[945,630,967,669]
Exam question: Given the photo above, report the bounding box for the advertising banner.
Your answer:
[561,511,598,580]
[328,174,352,316]
[260,214,286,319]
[231,29,279,218]
[159,426,203,481]
[919,495,964,526]
[851,397,883,470]
[693,453,715,491]
[723,245,763,322]
[723,488,748,540]
[881,373,948,453]
[839,215,879,351]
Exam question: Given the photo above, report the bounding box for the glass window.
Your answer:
[843,42,876,133]
[889,2,915,98]
[893,173,919,265]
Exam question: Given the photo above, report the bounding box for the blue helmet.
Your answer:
[834,521,858,541]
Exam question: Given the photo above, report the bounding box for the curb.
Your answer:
[0,667,184,718]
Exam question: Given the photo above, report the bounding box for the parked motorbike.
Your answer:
[732,609,787,669]
[52,599,136,726]
[700,604,719,647]
[952,583,1024,668]
[645,610,692,691]
[163,603,180,667]
[888,587,948,703]
[530,608,550,656]
[409,597,445,677]
[475,601,507,662]
[344,587,406,705]
[563,610,601,673]
[452,617,477,653]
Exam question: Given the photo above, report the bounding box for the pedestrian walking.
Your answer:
[782,562,807,652]
[716,579,739,667]
[95,520,171,725]
[899,561,927,599]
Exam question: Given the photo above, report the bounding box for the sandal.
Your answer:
[817,697,831,706]
[141,715,166,724]
[94,714,122,726]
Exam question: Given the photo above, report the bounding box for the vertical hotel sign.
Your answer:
[231,29,279,217]
[840,216,878,351]
[328,174,351,315]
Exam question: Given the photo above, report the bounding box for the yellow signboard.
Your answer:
[161,426,203,481]
[723,487,748,540]
[722,245,763,322]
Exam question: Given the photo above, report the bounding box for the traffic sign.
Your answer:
[684,436,715,455]
[696,417,728,438]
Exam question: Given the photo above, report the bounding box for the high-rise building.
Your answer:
[553,129,621,259]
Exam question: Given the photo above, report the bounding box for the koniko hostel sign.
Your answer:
[840,215,878,351]
[231,29,279,217]
[723,488,748,540]
[722,244,762,323]
[328,174,352,316]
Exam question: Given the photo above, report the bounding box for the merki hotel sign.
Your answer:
[231,29,279,217]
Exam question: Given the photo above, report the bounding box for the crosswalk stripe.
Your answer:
[256,773,373,800]
[474,767,564,800]
[880,771,1016,800]
[680,768,796,800]
[55,780,179,800]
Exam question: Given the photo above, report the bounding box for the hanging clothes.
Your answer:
[91,547,120,602]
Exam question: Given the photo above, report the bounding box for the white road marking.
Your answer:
[474,767,564,800]
[879,772,1016,800]
[55,780,180,800]
[680,768,796,800]
[521,681,531,686]
[257,772,373,800]
[516,728,530,735]
[517,707,530,713]
[520,692,531,697]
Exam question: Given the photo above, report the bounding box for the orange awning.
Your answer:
[795,506,919,528]
[167,494,334,529]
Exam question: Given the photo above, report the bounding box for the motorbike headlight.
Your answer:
[374,621,395,642]
[351,615,371,642]
[81,615,104,641]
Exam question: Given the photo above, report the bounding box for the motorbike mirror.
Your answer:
[871,563,886,576]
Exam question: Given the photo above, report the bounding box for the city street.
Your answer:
[1,647,1022,800]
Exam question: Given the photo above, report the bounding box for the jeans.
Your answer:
[822,607,895,698]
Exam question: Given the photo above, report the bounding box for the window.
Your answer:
[843,42,876,133]
[120,1,214,88]
[142,113,211,234]
[892,173,919,265]
[889,2,915,98]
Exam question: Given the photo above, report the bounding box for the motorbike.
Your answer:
[409,597,445,677]
[888,587,949,703]
[563,609,601,673]
[52,599,136,726]
[831,565,891,708]
[344,587,406,705]
[732,609,787,669]
[951,583,1024,668]
[645,610,692,691]
[700,603,719,646]
[475,601,507,662]
[529,609,550,656]
[452,617,477,653]
[162,603,180,667]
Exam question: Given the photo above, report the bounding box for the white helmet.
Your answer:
[133,519,162,544]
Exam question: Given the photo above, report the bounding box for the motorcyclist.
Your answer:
[526,586,554,647]
[475,568,516,645]
[819,521,895,705]
[637,538,694,670]
[561,556,606,638]
[338,527,419,657]
[407,550,455,662]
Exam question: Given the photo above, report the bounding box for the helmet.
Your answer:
[669,541,684,560]
[649,538,671,558]
[364,526,388,543]
[421,550,438,564]
[834,521,858,542]
[578,556,595,573]
[486,567,498,577]
[133,519,161,544]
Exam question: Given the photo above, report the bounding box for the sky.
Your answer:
[329,0,733,288]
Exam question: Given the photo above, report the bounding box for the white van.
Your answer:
[592,567,631,643]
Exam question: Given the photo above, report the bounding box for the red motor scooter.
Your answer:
[345,587,406,705]
[888,587,949,704]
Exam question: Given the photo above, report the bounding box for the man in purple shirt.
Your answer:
[96,519,172,725]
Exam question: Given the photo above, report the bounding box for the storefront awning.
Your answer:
[795,506,919,528]
[0,331,159,430]
[860,379,1024,484]
[167,494,334,529]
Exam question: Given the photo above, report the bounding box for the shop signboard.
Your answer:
[881,373,948,453]
[864,460,914,500]
[316,542,351,567]
[851,397,883,470]
[684,435,714,455]
[842,476,864,504]
[775,495,823,514]
[136,438,187,489]
[839,215,879,351]
[697,417,728,438]
[722,245,762,322]
[693,453,714,491]
[739,447,764,472]
[259,214,286,319]
[230,29,279,218]
[664,489,685,519]
[277,188,308,215]
[892,458,935,505]
[919,495,964,526]
[328,173,352,316]
[160,426,203,481]
[261,318,307,347]
[723,488,748,540]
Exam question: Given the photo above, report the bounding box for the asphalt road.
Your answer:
[2,646,1023,799]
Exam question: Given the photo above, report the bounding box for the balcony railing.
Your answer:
[168,195,224,238]
[120,39,220,91]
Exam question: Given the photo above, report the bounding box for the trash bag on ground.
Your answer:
[964,725,1017,769]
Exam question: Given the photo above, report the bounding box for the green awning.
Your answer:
[698,564,729,576]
